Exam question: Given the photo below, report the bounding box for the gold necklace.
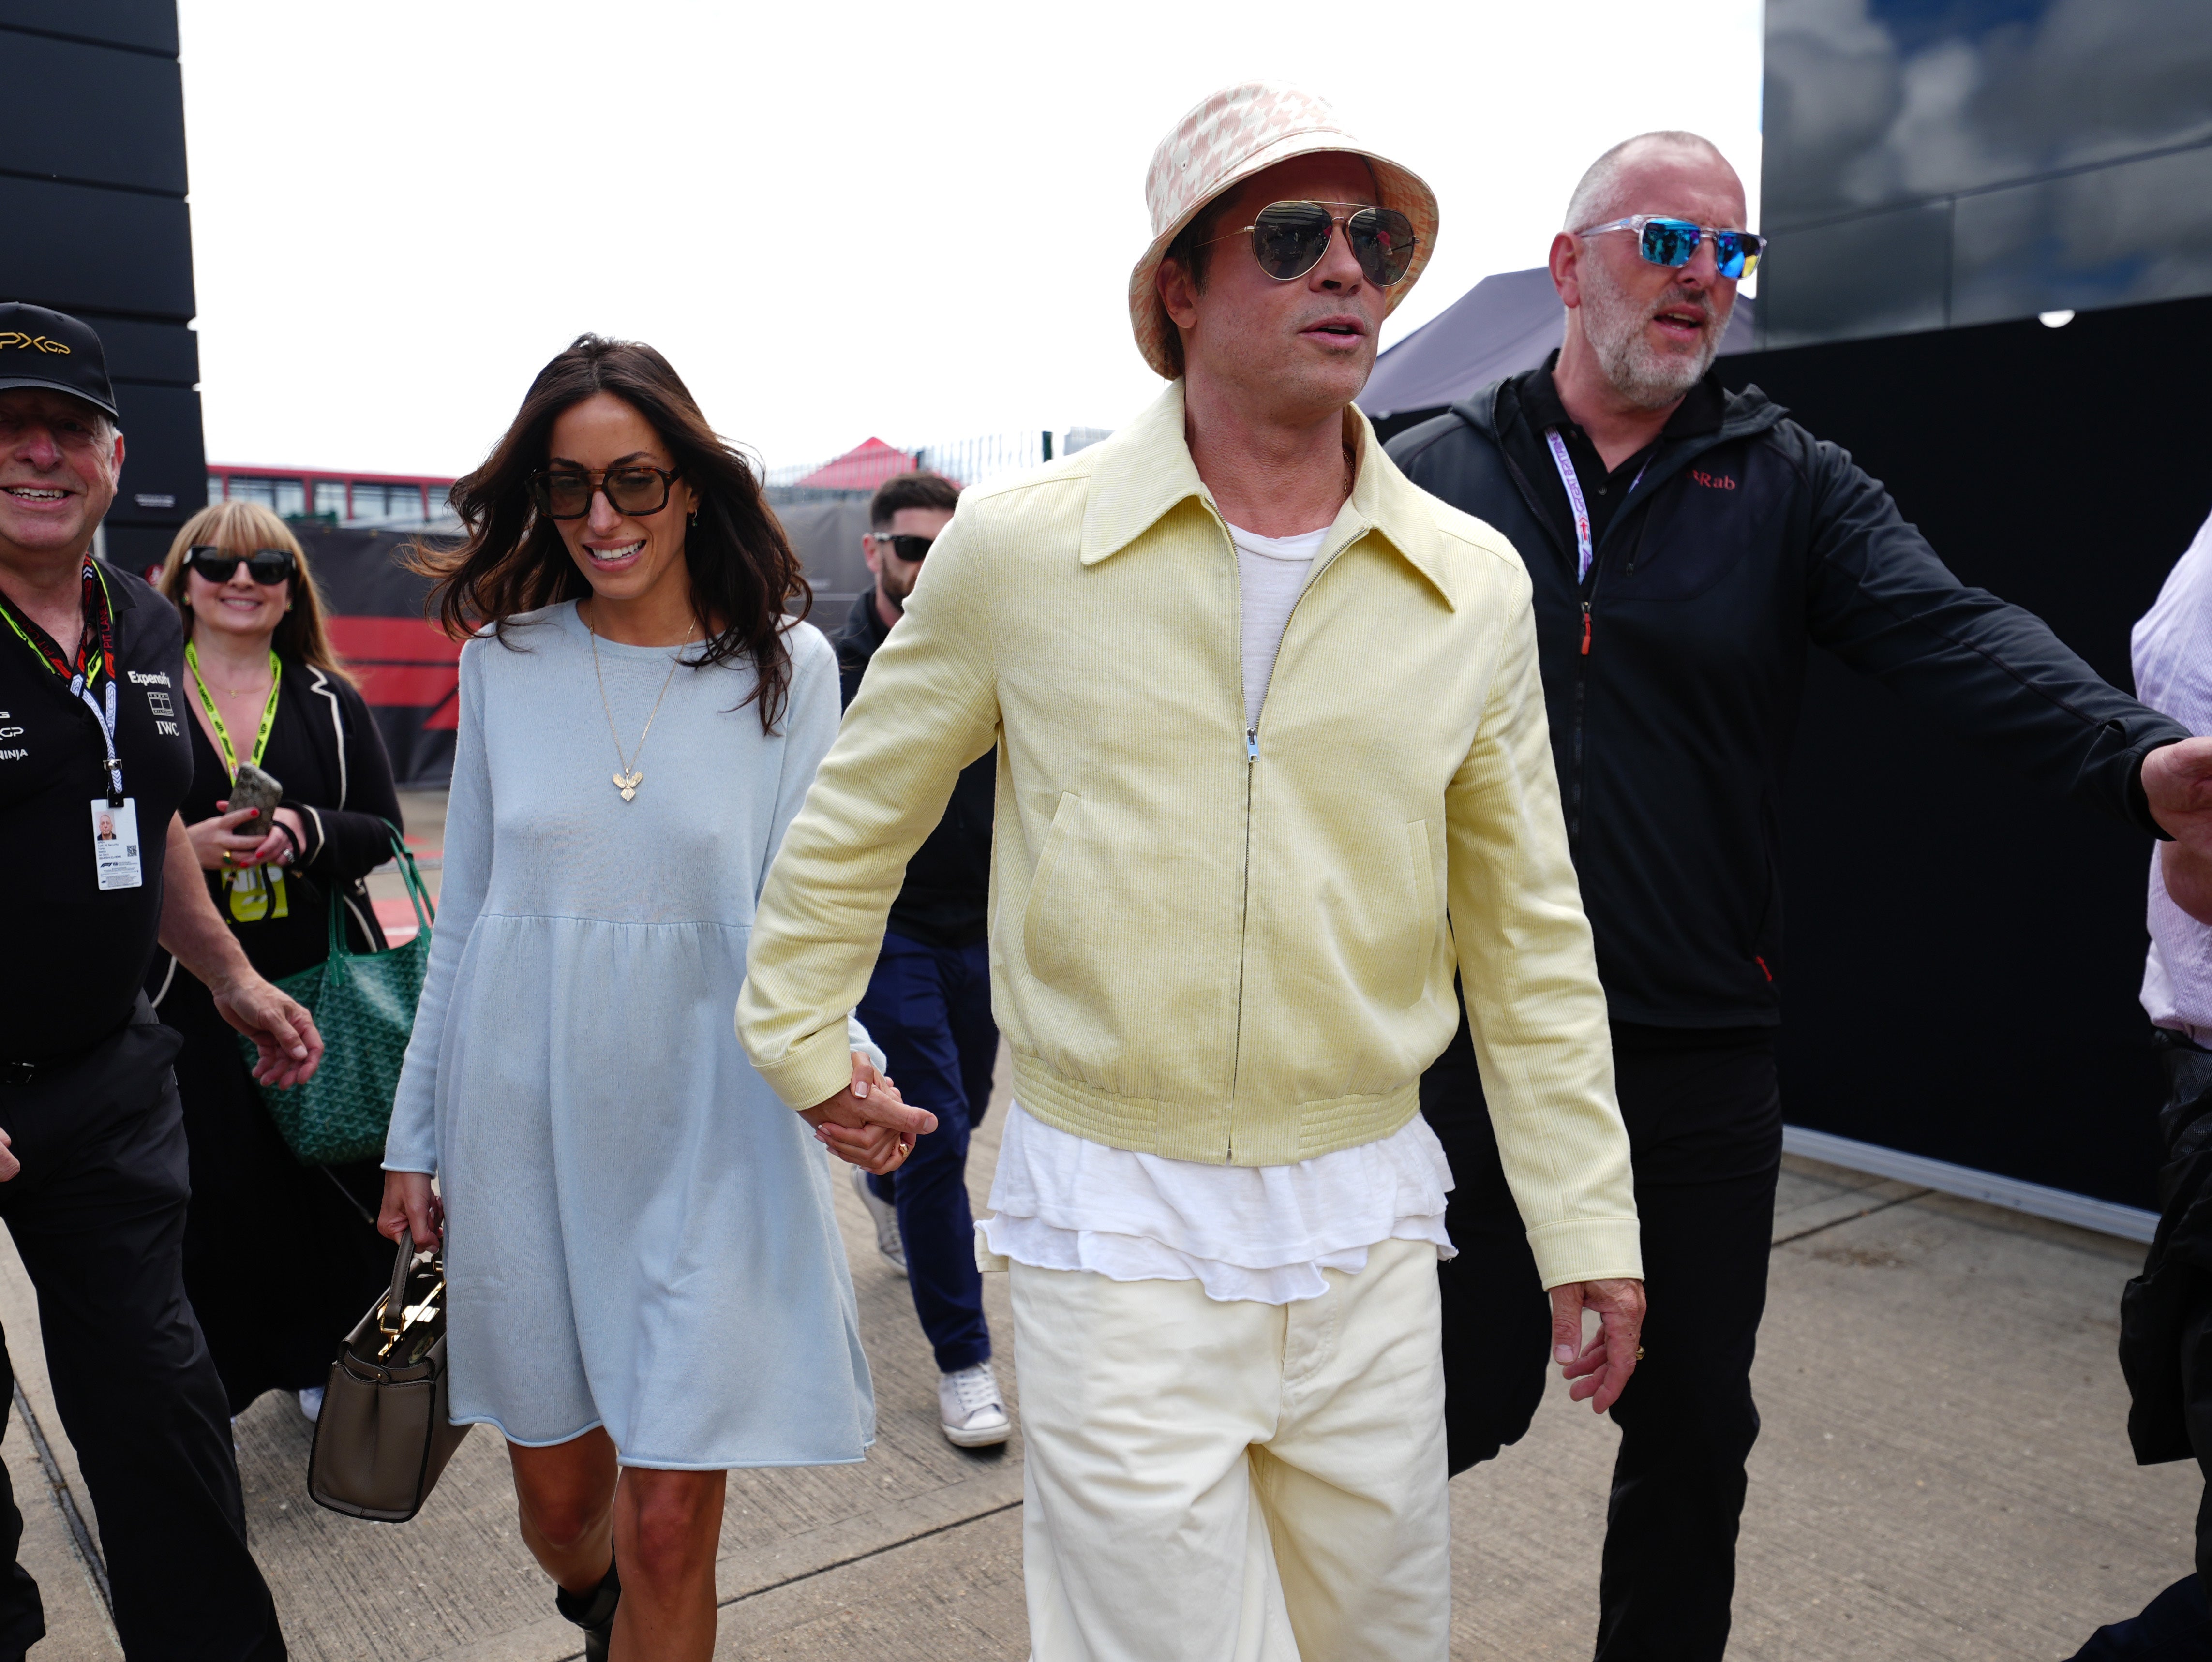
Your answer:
[587,615,694,801]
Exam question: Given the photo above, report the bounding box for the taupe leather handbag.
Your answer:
[308,1230,471,1522]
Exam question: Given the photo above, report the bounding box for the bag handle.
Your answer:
[379,1228,417,1337]
[328,824,436,963]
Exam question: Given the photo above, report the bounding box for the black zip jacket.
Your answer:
[1387,357,2190,1027]
[830,590,993,949]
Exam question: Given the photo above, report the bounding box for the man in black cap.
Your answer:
[0,302,320,1661]
[1386,136,2212,1660]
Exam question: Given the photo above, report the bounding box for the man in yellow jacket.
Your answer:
[739,83,1644,1660]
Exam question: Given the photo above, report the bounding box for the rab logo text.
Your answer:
[1690,469,1736,490]
[0,333,71,356]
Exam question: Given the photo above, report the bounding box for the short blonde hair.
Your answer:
[158,501,353,685]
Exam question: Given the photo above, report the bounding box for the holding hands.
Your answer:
[804,1052,937,1175]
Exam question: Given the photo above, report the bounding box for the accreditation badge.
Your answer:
[89,797,141,890]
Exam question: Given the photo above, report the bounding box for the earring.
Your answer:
[688,509,699,527]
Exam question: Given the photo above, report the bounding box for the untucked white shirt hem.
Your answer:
[980,1101,1455,1306]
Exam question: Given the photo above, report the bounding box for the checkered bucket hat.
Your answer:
[1129,83,1440,380]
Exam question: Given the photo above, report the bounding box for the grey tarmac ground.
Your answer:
[1,790,2196,1659]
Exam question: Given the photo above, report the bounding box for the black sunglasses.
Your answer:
[870,533,933,563]
[528,464,682,520]
[1201,200,1419,287]
[186,545,296,585]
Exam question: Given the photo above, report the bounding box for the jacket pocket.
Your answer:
[1022,791,1081,985]
[1401,819,1440,1009]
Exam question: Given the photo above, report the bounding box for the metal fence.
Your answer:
[762,427,1113,503]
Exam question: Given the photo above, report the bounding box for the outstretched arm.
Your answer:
[1801,438,2192,836]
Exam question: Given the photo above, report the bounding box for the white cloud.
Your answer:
[177,0,1762,477]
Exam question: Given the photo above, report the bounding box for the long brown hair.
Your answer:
[158,501,355,687]
[414,334,809,731]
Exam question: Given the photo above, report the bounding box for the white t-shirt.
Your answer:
[979,519,1456,1304]
[1232,522,1327,731]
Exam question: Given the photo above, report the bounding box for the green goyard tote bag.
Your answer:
[245,829,434,1165]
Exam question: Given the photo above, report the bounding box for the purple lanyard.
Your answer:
[1544,428,1648,585]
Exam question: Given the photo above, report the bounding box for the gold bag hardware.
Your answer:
[306,1228,472,1522]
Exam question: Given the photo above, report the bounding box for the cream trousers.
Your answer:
[1010,1236,1450,1662]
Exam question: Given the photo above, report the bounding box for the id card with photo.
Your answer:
[90,797,142,890]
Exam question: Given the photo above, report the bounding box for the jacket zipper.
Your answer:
[1481,385,1762,846]
[1565,498,1655,840]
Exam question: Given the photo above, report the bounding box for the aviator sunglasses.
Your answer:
[185,545,296,585]
[1577,215,1767,281]
[1200,200,1420,287]
[527,464,683,520]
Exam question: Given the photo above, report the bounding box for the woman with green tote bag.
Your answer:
[145,500,404,1424]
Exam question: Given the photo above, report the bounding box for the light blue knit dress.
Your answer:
[385,603,875,1469]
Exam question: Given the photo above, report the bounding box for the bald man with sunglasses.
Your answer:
[1388,131,2212,1661]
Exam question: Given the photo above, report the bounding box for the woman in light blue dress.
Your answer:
[380,334,935,1662]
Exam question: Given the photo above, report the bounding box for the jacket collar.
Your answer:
[1079,380,1459,610]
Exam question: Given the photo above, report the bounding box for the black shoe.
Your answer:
[554,1561,620,1662]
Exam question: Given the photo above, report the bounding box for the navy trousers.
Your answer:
[858,931,997,1373]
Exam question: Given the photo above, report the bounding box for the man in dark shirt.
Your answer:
[830,470,1006,1449]
[0,304,321,1662]
[1385,139,2212,1660]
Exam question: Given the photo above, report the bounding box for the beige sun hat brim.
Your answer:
[1128,123,1440,381]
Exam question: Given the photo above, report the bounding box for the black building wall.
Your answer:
[1742,0,2212,1210]
[0,0,203,571]
[1719,294,2212,1211]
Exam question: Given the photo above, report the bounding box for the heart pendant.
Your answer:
[613,768,642,801]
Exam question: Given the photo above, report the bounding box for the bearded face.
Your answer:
[1577,251,1729,410]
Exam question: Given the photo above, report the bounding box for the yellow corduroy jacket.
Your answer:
[739,382,1639,1287]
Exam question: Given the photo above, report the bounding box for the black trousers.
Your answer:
[0,1327,44,1662]
[160,971,388,1414]
[2069,1040,2212,1661]
[1422,1004,1782,1662]
[0,1002,284,1662]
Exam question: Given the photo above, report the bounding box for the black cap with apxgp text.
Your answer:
[0,302,120,420]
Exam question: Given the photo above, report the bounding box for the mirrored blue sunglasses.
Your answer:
[1577,215,1765,281]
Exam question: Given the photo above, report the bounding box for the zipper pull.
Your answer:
[1581,603,1593,656]
[1246,729,1258,762]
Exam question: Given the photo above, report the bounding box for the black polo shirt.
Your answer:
[0,563,194,1063]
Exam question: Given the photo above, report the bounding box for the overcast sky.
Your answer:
[175,0,1764,480]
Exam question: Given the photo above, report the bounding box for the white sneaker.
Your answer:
[939,1362,1011,1448]
[851,1167,906,1272]
[298,1387,324,1423]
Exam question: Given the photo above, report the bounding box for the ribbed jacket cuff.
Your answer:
[1526,1218,1644,1289]
[752,1021,857,1113]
